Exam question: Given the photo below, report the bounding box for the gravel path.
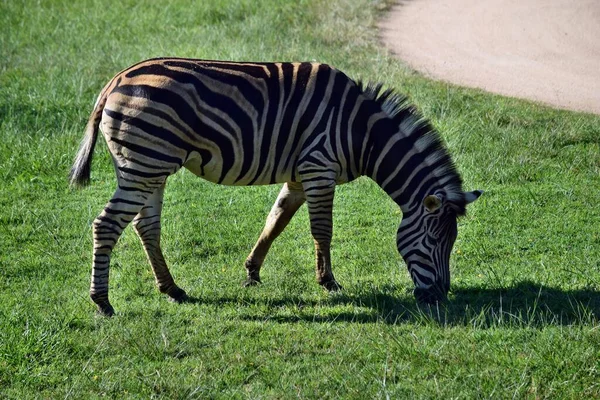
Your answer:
[379,0,600,114]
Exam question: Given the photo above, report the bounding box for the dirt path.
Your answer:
[379,0,600,115]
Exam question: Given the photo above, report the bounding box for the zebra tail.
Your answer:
[69,91,108,187]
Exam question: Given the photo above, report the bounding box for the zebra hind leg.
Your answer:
[132,182,188,303]
[90,183,164,316]
[243,182,306,287]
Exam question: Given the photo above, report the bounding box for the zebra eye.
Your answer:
[423,195,442,213]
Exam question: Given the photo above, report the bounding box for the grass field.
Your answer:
[1,0,599,398]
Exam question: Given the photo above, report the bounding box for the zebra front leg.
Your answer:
[302,177,342,291]
[132,183,188,303]
[90,186,159,316]
[244,182,306,286]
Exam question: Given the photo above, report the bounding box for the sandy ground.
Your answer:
[379,0,600,115]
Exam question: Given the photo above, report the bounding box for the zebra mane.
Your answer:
[357,81,467,213]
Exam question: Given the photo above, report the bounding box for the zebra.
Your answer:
[70,58,482,316]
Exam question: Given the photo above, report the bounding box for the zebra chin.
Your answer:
[413,282,448,304]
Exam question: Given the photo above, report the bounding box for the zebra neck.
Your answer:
[364,118,463,215]
[352,82,463,213]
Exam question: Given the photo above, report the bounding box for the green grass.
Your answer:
[1,0,599,398]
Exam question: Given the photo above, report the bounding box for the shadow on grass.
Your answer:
[446,281,600,327]
[186,280,599,327]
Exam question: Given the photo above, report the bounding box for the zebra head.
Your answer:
[397,190,482,304]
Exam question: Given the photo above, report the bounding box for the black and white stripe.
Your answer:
[70,58,481,315]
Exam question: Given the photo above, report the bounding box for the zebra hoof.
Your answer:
[321,280,343,292]
[167,286,189,303]
[242,277,261,287]
[96,301,115,317]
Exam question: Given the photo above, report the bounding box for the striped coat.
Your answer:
[71,58,481,315]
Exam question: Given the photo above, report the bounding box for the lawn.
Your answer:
[1,0,599,398]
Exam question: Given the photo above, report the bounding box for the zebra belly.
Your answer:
[182,152,296,186]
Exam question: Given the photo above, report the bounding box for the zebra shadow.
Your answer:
[229,281,599,327]
[445,281,600,327]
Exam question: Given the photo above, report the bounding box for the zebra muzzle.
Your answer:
[413,284,447,305]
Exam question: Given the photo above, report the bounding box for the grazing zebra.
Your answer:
[70,58,482,316]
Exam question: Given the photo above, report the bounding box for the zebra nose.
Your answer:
[413,284,447,304]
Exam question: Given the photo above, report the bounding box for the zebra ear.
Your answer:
[423,194,442,212]
[464,190,483,205]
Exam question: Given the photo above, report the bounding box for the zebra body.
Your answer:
[71,58,481,316]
